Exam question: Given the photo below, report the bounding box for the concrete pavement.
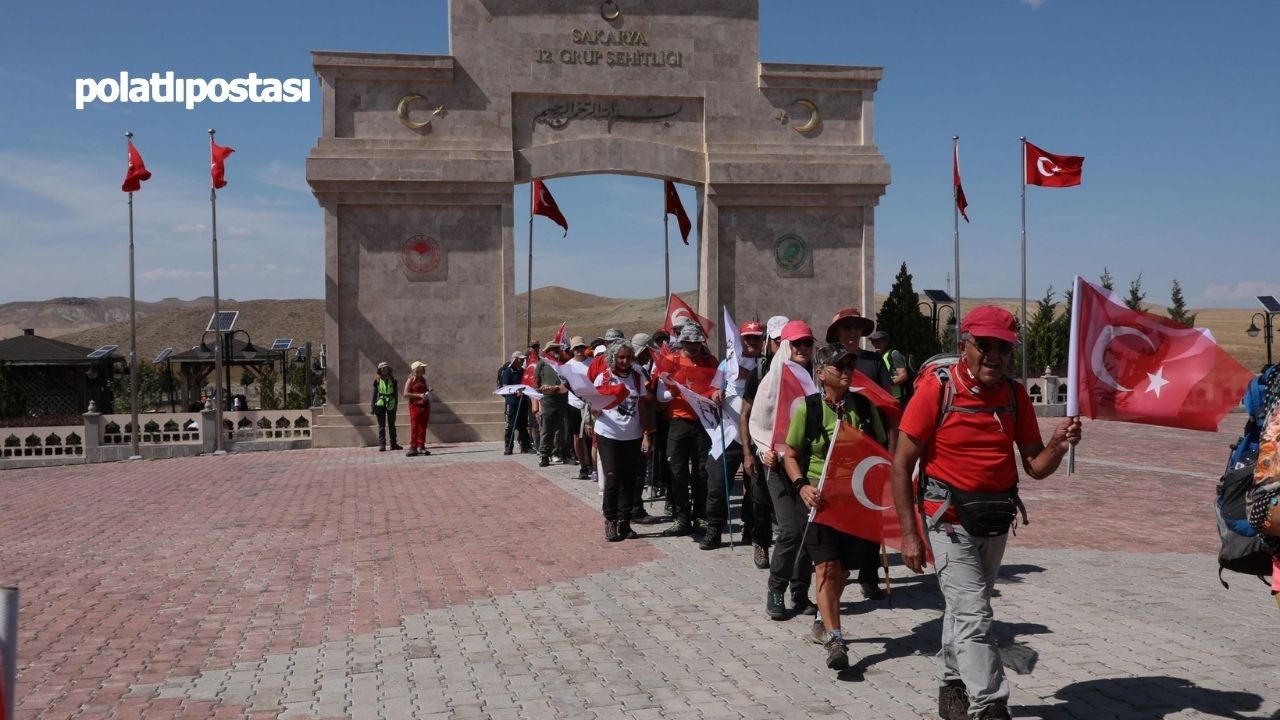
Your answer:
[1,420,1276,718]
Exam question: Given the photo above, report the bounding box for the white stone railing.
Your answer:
[220,410,312,441]
[0,425,86,459]
[101,412,202,446]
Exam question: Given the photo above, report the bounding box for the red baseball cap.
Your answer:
[780,320,815,342]
[961,305,1019,343]
[739,320,765,337]
[825,308,875,343]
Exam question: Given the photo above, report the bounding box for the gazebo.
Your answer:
[0,329,121,419]
[168,335,281,411]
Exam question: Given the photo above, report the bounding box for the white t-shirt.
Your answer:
[592,369,647,441]
[564,358,588,409]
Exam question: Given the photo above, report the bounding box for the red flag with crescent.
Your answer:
[663,294,714,335]
[1025,141,1083,188]
[1071,278,1251,431]
[664,180,691,244]
[532,178,568,235]
[122,139,152,192]
[813,422,930,558]
[210,138,235,189]
[953,144,969,222]
[552,322,567,348]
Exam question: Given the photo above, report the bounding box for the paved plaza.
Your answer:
[2,420,1277,719]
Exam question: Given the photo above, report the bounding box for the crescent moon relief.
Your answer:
[851,456,891,511]
[397,93,432,130]
[1089,325,1157,392]
[791,99,820,134]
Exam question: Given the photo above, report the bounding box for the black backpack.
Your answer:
[1216,463,1274,587]
[795,391,885,480]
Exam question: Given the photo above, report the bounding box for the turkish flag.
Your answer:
[552,322,567,348]
[122,139,152,192]
[664,180,692,244]
[812,422,918,551]
[1071,278,1253,432]
[770,359,818,451]
[953,144,969,222]
[521,362,538,388]
[1025,141,1083,188]
[850,369,902,424]
[588,352,608,381]
[532,178,568,235]
[663,294,714,335]
[210,139,234,189]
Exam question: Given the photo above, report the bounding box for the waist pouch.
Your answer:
[924,476,1027,538]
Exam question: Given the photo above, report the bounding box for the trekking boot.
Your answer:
[406,448,419,457]
[752,543,770,569]
[792,594,817,616]
[974,702,1011,720]
[809,619,826,644]
[390,444,404,451]
[938,682,970,720]
[661,516,693,537]
[766,591,787,621]
[860,579,886,601]
[823,636,850,671]
[604,521,621,542]
[630,508,656,524]
[690,518,708,537]
[378,445,386,452]
[503,446,513,456]
[617,521,638,540]
[538,456,551,467]
[519,445,533,454]
[698,526,722,550]
[576,467,591,480]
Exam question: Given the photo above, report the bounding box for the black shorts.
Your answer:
[804,522,861,567]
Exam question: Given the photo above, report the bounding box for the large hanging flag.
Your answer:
[532,178,568,235]
[210,138,235,189]
[663,293,714,335]
[1067,277,1252,432]
[1025,141,1084,188]
[122,139,152,192]
[812,422,919,553]
[953,143,969,222]
[664,180,691,244]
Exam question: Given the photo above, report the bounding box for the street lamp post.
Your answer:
[1247,312,1274,368]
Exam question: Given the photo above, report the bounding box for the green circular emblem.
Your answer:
[773,233,809,271]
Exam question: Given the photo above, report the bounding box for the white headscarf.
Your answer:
[748,339,792,449]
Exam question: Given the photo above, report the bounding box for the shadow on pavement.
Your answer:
[1017,676,1264,719]
[839,618,1052,682]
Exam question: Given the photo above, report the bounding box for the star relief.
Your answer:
[1144,366,1170,398]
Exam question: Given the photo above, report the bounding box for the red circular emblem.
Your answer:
[401,235,442,275]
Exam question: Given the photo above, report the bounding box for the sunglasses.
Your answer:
[969,338,1014,356]
[791,338,815,348]
[826,359,857,373]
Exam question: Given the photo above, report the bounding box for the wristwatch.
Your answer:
[791,477,808,492]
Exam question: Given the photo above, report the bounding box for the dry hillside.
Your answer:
[1,290,1269,372]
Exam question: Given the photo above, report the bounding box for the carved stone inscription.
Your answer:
[534,29,684,68]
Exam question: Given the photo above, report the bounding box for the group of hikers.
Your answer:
[497,303,1083,720]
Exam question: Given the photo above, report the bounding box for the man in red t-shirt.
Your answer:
[659,322,719,536]
[889,305,1080,720]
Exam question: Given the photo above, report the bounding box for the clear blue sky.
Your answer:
[2,0,1277,309]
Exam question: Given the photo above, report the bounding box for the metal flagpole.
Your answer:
[126,132,141,460]
[527,181,534,348]
[664,206,670,304]
[209,129,226,454]
[952,136,962,331]
[1020,136,1029,384]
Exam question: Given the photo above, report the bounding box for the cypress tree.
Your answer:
[875,262,941,369]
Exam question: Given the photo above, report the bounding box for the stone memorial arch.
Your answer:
[307,0,890,446]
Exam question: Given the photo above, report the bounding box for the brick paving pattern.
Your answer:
[1,420,1276,718]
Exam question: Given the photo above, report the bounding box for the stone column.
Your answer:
[201,405,217,454]
[82,404,101,464]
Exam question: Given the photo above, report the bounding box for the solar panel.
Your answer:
[206,310,239,332]
[1258,296,1280,313]
[153,347,173,364]
[271,338,294,351]
[923,289,955,304]
[87,344,119,359]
